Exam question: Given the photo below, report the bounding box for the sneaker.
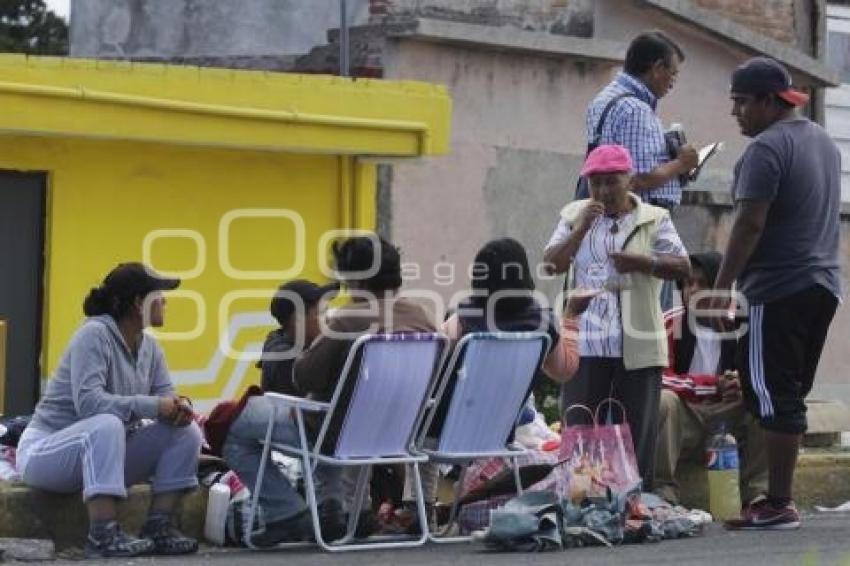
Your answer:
[741,493,768,512]
[140,516,199,555]
[85,521,155,559]
[724,497,801,531]
[249,510,314,548]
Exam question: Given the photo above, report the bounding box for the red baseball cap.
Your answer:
[581,144,634,177]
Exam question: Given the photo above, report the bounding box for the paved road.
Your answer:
[54,513,850,565]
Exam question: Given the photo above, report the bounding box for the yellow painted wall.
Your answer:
[0,57,450,411]
[0,135,373,409]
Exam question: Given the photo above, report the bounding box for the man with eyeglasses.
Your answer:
[583,31,699,211]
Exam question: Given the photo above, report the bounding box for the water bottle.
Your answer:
[706,423,741,521]
[204,482,230,546]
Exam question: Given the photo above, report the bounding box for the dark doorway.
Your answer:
[0,171,47,416]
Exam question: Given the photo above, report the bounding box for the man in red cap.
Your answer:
[712,57,842,530]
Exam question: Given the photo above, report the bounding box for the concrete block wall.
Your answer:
[70,0,370,59]
[368,0,594,37]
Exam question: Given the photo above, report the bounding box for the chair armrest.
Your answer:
[264,392,330,413]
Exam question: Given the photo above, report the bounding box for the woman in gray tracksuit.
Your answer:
[15,262,201,558]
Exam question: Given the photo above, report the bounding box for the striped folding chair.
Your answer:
[417,331,551,542]
[247,332,448,552]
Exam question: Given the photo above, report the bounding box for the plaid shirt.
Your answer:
[586,72,681,206]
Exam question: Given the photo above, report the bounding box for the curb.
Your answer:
[0,483,207,550]
[677,449,850,511]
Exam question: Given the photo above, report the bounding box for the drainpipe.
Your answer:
[811,0,827,126]
[340,0,350,77]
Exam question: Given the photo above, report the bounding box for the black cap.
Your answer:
[103,262,180,298]
[270,280,339,325]
[730,57,809,106]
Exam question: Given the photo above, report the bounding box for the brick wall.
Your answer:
[371,0,804,45]
[368,0,594,37]
[694,0,797,44]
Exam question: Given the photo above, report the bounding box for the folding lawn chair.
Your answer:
[417,331,551,542]
[247,332,448,552]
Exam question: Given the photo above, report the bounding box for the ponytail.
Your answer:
[82,286,112,316]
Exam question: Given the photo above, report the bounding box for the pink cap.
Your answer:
[580,144,633,177]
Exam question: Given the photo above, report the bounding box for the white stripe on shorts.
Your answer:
[749,305,775,418]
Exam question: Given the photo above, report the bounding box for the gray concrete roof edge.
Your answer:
[384,18,627,64]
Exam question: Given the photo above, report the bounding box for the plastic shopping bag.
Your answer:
[558,400,640,503]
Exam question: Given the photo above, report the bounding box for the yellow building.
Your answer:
[0,55,451,414]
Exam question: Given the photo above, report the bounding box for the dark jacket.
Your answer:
[205,330,297,456]
[257,329,298,395]
[293,296,437,452]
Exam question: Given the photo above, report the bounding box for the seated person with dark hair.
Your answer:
[654,252,767,506]
[209,236,435,547]
[204,279,338,546]
[293,235,437,531]
[257,280,338,395]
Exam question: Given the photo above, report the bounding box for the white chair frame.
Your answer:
[245,332,448,552]
[416,331,551,543]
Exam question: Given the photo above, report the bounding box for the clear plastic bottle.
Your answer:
[204,482,230,546]
[706,423,741,521]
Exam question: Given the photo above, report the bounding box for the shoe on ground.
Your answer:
[140,516,199,555]
[318,499,347,542]
[354,509,381,538]
[84,521,155,559]
[249,510,314,548]
[724,497,801,531]
[389,503,435,536]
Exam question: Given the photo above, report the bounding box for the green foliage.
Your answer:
[533,376,561,426]
[0,0,68,55]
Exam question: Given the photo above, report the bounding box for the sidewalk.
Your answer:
[46,514,850,566]
[1,447,849,551]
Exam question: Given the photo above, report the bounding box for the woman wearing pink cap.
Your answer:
[544,144,691,488]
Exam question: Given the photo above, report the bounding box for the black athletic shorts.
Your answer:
[736,284,838,434]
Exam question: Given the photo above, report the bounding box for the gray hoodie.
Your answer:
[30,315,174,433]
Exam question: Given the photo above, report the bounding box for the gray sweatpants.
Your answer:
[17,413,202,501]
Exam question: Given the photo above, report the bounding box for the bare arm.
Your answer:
[631,145,698,193]
[652,254,691,281]
[543,224,590,275]
[609,252,690,281]
[714,200,770,290]
[631,161,685,193]
[543,201,603,274]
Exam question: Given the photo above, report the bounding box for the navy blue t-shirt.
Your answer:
[732,117,842,304]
